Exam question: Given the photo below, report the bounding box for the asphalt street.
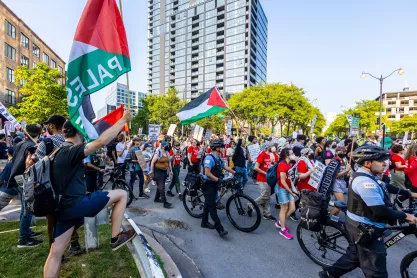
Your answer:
[126,168,417,278]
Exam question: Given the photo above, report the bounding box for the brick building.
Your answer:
[0,1,65,107]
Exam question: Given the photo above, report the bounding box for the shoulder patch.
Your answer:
[363,182,377,189]
[204,159,211,164]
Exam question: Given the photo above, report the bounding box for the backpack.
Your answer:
[22,148,62,217]
[184,172,202,196]
[266,162,279,187]
[299,190,328,231]
[44,138,54,156]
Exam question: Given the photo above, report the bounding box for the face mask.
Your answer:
[308,154,315,160]
[331,145,337,149]
[147,147,152,152]
[271,146,276,153]
[338,153,346,159]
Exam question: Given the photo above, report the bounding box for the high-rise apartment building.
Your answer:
[378,89,417,122]
[147,0,267,100]
[0,2,65,107]
[104,82,147,115]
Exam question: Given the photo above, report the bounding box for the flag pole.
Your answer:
[118,0,130,110]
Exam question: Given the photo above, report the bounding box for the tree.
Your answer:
[390,115,417,136]
[312,107,326,135]
[324,114,349,136]
[8,62,67,123]
[196,115,225,135]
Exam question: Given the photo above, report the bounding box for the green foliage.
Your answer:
[324,114,349,136]
[196,115,225,134]
[312,107,326,135]
[390,115,417,135]
[8,62,68,124]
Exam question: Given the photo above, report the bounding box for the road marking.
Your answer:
[0,208,21,216]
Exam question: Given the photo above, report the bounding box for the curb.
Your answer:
[144,233,182,278]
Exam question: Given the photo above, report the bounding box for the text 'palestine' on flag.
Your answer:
[66,0,131,140]
[177,87,227,125]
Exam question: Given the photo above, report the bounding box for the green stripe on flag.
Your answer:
[180,106,227,125]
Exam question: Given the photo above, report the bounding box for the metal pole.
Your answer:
[119,0,130,109]
[382,124,386,149]
[378,75,383,131]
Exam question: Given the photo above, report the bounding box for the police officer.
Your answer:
[320,145,417,278]
[201,139,235,237]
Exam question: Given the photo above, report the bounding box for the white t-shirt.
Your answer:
[116,142,128,164]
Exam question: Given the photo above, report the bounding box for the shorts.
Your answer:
[333,179,347,194]
[54,191,110,239]
[275,185,294,204]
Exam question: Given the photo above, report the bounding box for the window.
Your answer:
[33,44,40,57]
[43,53,49,64]
[58,66,63,74]
[32,62,37,68]
[4,43,16,60]
[21,55,29,67]
[6,68,14,83]
[50,59,56,68]
[21,33,29,49]
[5,20,16,39]
[6,89,16,105]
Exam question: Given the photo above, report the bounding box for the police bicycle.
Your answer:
[100,165,134,207]
[183,173,262,233]
[297,201,417,277]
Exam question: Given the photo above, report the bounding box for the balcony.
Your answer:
[216,75,224,80]
[216,59,224,64]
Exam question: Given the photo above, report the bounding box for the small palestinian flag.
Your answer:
[177,87,228,125]
[93,105,129,134]
[66,0,130,140]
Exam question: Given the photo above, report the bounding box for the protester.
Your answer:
[149,141,173,208]
[0,147,17,213]
[233,139,249,191]
[43,111,136,277]
[115,133,129,177]
[142,143,153,193]
[330,147,351,216]
[187,139,200,174]
[128,138,149,199]
[253,142,277,221]
[8,124,42,248]
[226,141,235,168]
[275,148,297,239]
[314,137,326,162]
[292,134,306,157]
[0,134,8,170]
[84,153,105,192]
[167,141,182,199]
[390,144,407,190]
[323,140,336,165]
[297,148,317,191]
[36,115,66,160]
[246,135,258,177]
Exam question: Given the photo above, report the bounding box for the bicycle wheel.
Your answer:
[226,193,261,233]
[182,188,205,218]
[400,250,417,278]
[296,219,349,268]
[112,180,134,207]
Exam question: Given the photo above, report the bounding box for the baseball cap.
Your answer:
[43,115,66,127]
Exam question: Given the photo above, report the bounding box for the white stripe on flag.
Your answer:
[78,106,99,139]
[68,41,98,63]
[177,99,210,122]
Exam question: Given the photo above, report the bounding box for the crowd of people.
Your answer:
[2,109,417,277]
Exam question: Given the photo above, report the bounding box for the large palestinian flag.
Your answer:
[177,87,227,125]
[66,0,130,140]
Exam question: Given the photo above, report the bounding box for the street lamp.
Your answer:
[360,68,404,131]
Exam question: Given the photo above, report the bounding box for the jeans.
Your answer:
[202,180,223,231]
[327,218,388,277]
[234,166,248,190]
[129,170,145,195]
[154,168,167,203]
[0,185,18,211]
[18,187,33,242]
[169,165,181,193]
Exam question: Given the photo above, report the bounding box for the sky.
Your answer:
[3,0,417,118]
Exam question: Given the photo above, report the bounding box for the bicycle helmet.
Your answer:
[210,139,225,150]
[351,145,391,165]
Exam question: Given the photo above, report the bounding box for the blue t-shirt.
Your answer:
[346,168,386,228]
[203,153,224,181]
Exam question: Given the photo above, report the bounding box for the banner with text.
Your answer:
[148,124,161,142]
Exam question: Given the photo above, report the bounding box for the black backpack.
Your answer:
[184,172,202,196]
[44,138,54,156]
[299,190,328,232]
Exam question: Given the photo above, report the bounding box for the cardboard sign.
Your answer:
[148,124,160,142]
[135,150,149,171]
[308,161,326,189]
[193,124,204,141]
[137,128,143,135]
[403,131,409,145]
[226,120,232,135]
[204,129,213,141]
[247,143,261,162]
[167,124,177,136]
[0,102,20,129]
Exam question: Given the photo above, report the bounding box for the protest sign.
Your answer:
[0,102,20,129]
[137,128,143,135]
[135,150,148,171]
[167,124,177,136]
[308,161,326,189]
[247,143,261,162]
[226,120,232,135]
[204,129,213,141]
[148,124,160,142]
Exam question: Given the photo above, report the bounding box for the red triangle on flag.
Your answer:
[207,87,227,108]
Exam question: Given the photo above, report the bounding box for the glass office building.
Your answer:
[147,0,267,100]
[104,83,146,115]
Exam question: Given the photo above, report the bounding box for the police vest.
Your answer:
[348,172,394,224]
[208,154,223,178]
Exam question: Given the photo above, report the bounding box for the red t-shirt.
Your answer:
[391,154,406,172]
[188,146,200,163]
[256,151,272,182]
[169,149,181,165]
[272,153,279,163]
[277,161,291,189]
[407,156,417,187]
[206,147,212,154]
[297,160,316,191]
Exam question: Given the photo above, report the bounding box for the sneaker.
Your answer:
[318,270,334,278]
[154,199,163,203]
[139,193,150,199]
[144,188,151,193]
[218,228,228,237]
[164,202,172,208]
[216,202,225,210]
[178,193,182,200]
[29,231,42,238]
[290,214,299,222]
[279,228,293,240]
[201,222,215,230]
[110,229,137,251]
[263,215,277,221]
[68,245,86,256]
[17,238,43,248]
[275,221,289,231]
[166,191,175,197]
